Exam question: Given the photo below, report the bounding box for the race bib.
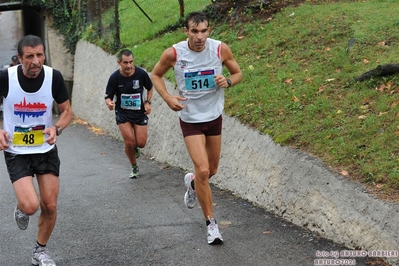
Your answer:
[121,93,141,110]
[184,69,216,93]
[12,125,45,147]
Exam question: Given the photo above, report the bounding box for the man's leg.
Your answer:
[205,135,221,179]
[119,122,137,165]
[184,134,223,244]
[132,124,148,149]
[13,176,39,230]
[13,176,40,216]
[36,173,59,245]
[184,134,221,220]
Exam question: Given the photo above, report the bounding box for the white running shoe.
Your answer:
[207,218,223,245]
[32,245,56,266]
[184,173,196,208]
[14,206,29,230]
[129,165,139,178]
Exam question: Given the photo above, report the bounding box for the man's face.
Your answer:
[19,45,45,79]
[118,54,134,76]
[185,21,210,52]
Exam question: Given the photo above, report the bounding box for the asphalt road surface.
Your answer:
[0,118,382,266]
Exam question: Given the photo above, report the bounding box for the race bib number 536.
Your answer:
[121,93,141,110]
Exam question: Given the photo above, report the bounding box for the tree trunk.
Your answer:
[354,64,399,81]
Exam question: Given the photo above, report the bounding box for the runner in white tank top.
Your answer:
[0,35,72,266]
[151,11,242,245]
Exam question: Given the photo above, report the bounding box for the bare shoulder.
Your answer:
[153,47,176,76]
[160,47,176,65]
[220,42,234,62]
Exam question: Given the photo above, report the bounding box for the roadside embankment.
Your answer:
[71,40,399,265]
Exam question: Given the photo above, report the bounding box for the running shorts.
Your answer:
[179,115,222,138]
[4,145,60,183]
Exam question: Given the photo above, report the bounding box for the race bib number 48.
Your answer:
[12,125,45,146]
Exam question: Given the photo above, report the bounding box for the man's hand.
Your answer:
[106,99,115,110]
[0,129,10,150]
[214,75,230,88]
[166,95,187,112]
[144,102,152,115]
[43,126,57,145]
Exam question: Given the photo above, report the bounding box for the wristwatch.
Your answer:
[226,78,232,88]
[145,100,151,105]
[54,125,63,136]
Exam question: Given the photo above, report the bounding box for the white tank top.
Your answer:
[173,38,224,123]
[3,65,55,154]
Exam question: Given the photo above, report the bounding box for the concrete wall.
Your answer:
[44,16,74,81]
[70,40,399,265]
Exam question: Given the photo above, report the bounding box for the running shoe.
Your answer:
[135,146,140,158]
[32,245,56,266]
[184,173,196,209]
[14,206,29,230]
[129,165,139,178]
[207,218,223,245]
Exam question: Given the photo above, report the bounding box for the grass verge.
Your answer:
[94,0,399,200]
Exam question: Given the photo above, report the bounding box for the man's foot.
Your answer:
[207,218,223,245]
[129,165,139,178]
[32,245,56,266]
[135,146,140,158]
[14,206,29,230]
[184,173,196,208]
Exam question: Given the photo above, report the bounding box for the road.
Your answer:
[0,9,386,266]
[0,120,383,265]
[0,10,21,68]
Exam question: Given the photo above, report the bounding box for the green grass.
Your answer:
[81,0,210,52]
[119,0,210,45]
[100,0,399,193]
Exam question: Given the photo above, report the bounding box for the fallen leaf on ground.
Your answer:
[340,170,349,176]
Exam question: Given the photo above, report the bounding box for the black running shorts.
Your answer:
[4,146,60,183]
[115,110,148,126]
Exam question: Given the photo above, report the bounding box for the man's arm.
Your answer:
[41,99,72,145]
[215,42,242,88]
[105,72,117,110]
[144,86,153,115]
[55,100,73,130]
[151,48,186,112]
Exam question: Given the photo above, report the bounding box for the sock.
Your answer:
[206,219,217,226]
[132,164,137,168]
[35,241,46,250]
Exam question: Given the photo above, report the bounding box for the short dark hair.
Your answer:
[11,55,18,62]
[118,49,133,61]
[185,11,209,29]
[17,35,45,56]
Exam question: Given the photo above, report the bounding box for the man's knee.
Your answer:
[209,170,217,178]
[40,201,57,216]
[196,168,210,181]
[20,201,40,216]
[135,139,147,148]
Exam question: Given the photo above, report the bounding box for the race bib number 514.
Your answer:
[184,69,216,93]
